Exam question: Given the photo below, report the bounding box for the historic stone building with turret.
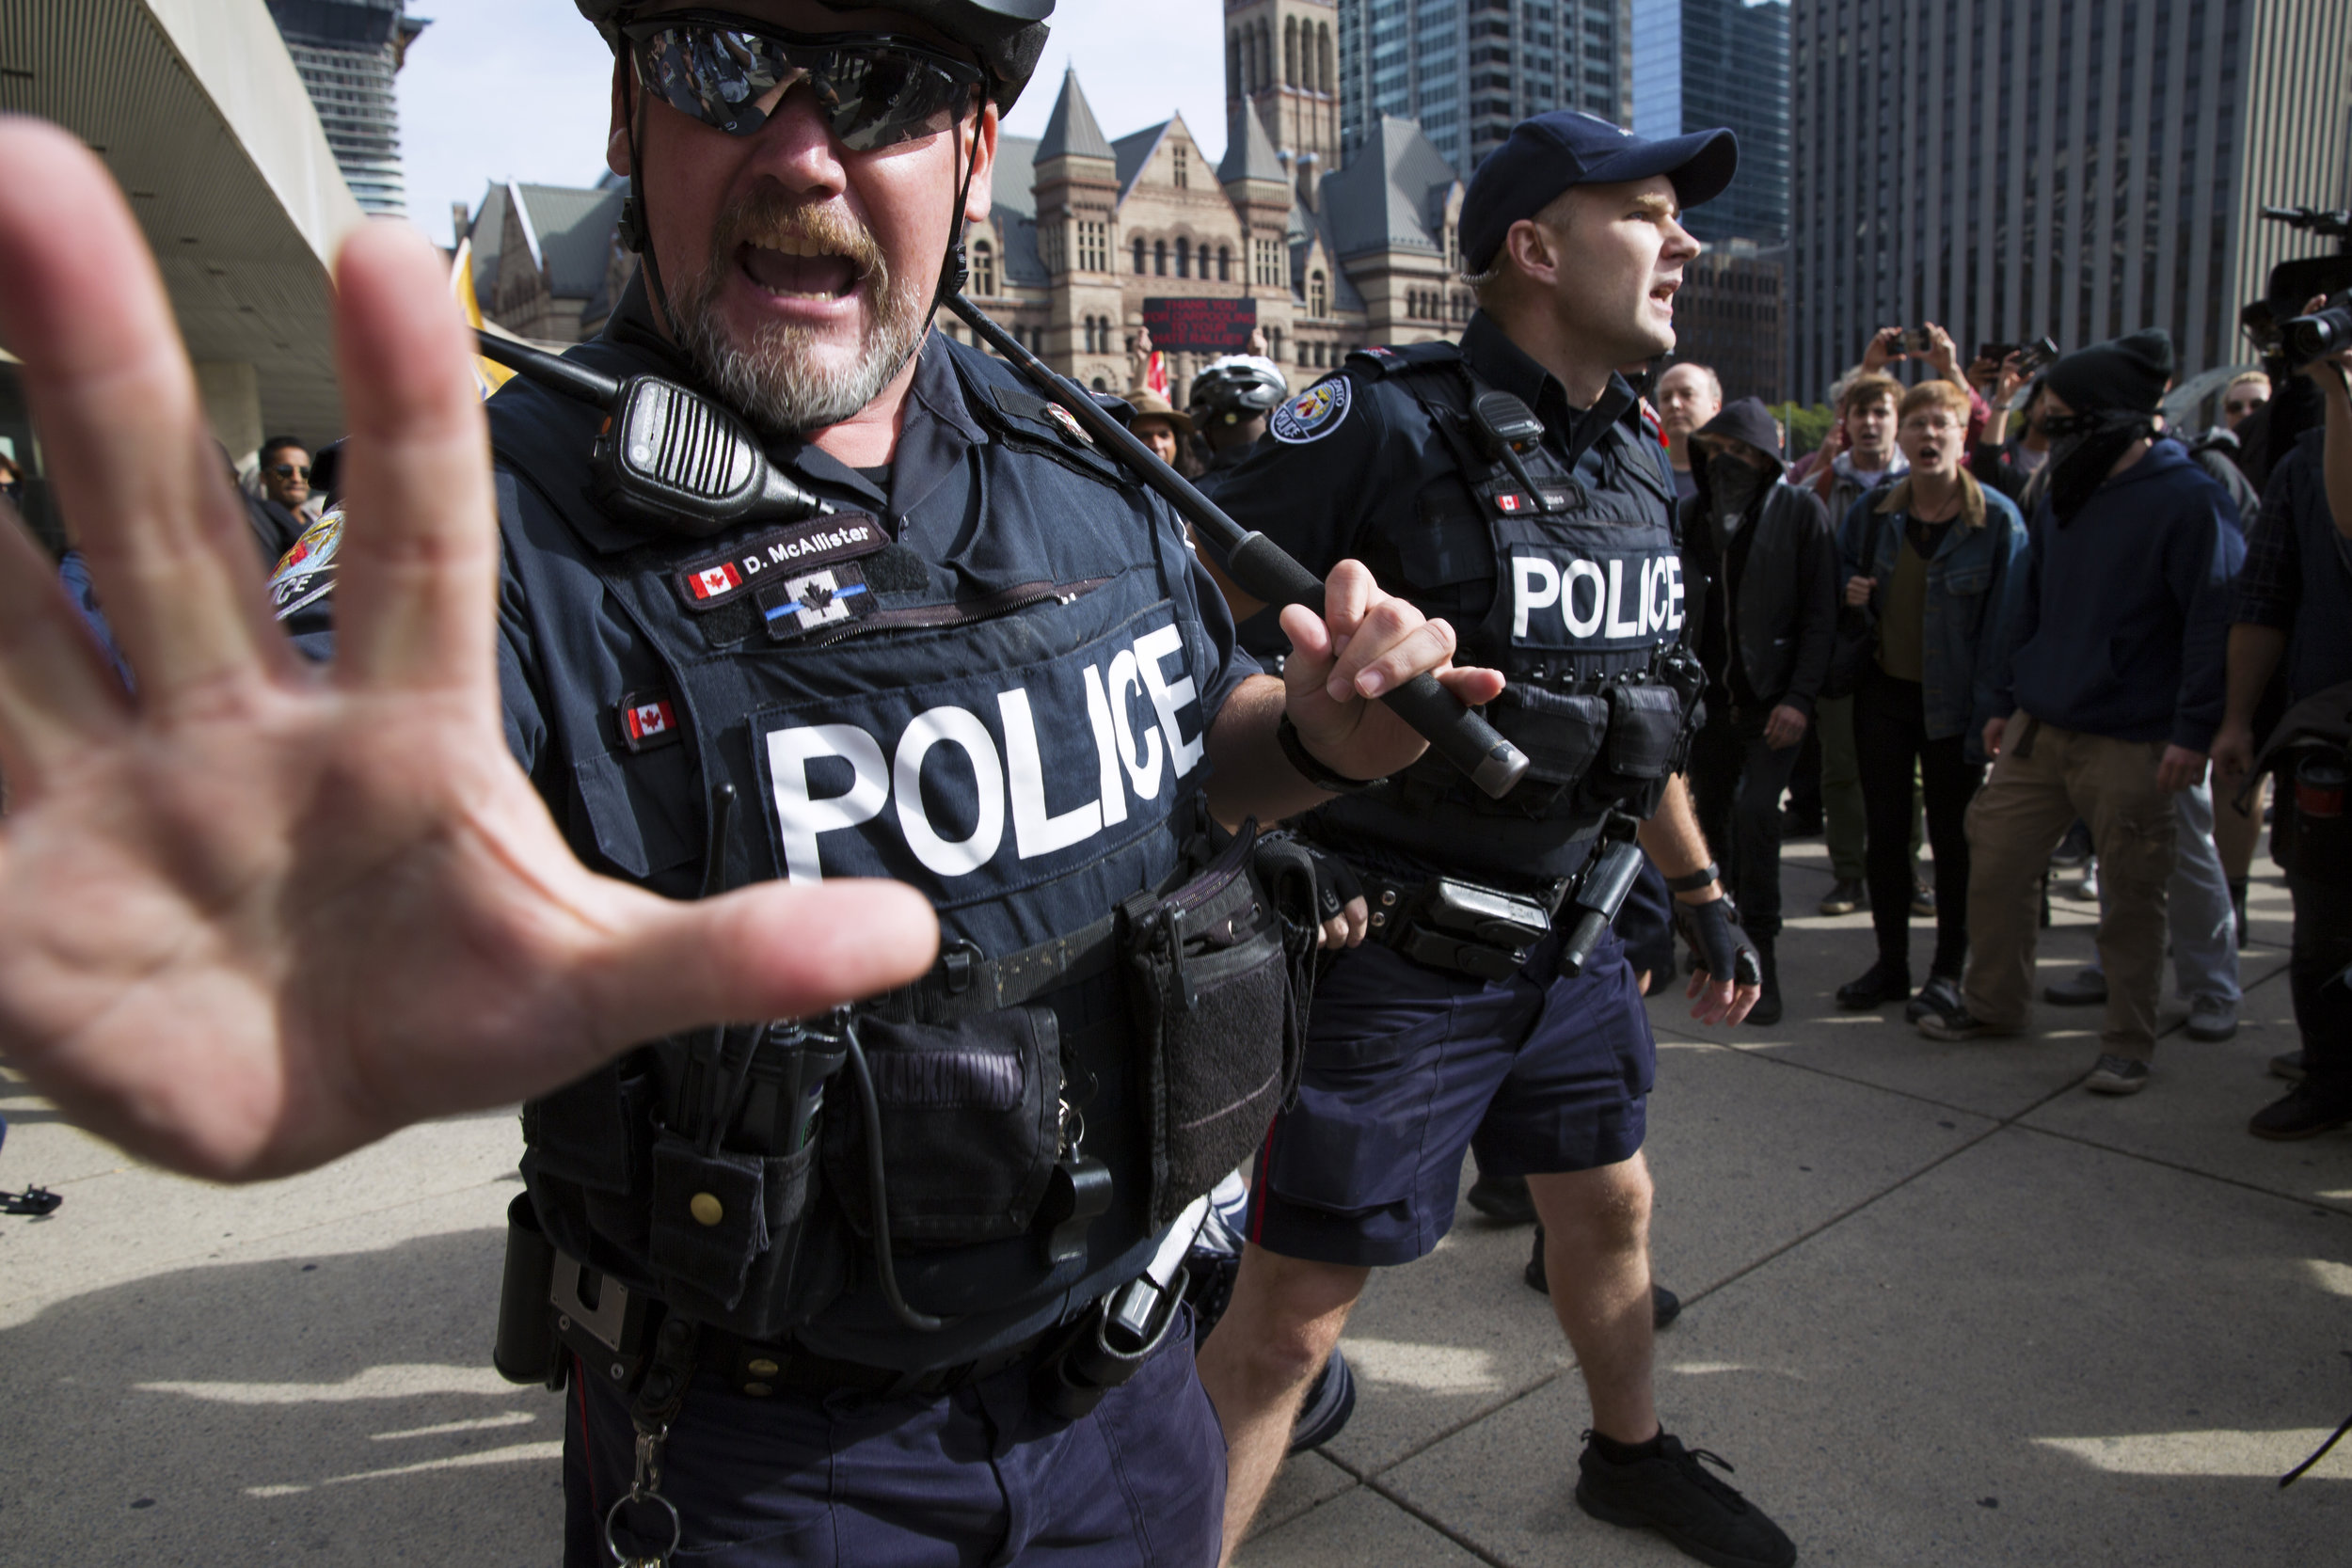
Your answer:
[959,63,1470,407]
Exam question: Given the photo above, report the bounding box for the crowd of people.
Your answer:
[1630,313,2350,1133]
[3,2,2351,1565]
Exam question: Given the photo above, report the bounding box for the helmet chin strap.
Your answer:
[934,85,988,311]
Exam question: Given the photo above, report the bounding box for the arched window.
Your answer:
[971,239,995,296]
[1311,270,1327,317]
[1319,24,1334,93]
[1134,237,1147,275]
[1176,237,1191,278]
[1154,240,1168,277]
[1258,20,1273,91]
[1227,30,1241,98]
[1217,246,1232,283]
[1283,17,1297,87]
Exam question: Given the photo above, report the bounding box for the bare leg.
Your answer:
[1195,1245,1370,1566]
[1527,1155,1658,1444]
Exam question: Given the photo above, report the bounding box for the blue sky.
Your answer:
[397,2,1234,247]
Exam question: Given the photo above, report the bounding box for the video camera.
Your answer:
[2255,207,2352,370]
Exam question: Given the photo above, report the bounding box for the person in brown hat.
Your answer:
[1124,387,1196,472]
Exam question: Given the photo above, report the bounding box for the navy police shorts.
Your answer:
[1247,927,1655,1268]
[566,1307,1223,1566]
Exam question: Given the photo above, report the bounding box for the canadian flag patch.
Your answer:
[1497,493,1525,514]
[690,562,742,601]
[618,689,682,752]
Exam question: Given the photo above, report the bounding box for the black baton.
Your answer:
[944,294,1530,800]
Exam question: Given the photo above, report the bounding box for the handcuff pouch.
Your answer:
[1120,822,1315,1227]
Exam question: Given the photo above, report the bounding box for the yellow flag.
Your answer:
[451,238,516,400]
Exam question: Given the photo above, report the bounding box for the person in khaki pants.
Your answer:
[1920,331,2243,1096]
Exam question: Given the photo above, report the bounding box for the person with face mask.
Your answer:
[0,4,1495,1562]
[1681,397,1839,1025]
[1921,331,2246,1098]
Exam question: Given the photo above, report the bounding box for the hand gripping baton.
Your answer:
[943,294,1530,800]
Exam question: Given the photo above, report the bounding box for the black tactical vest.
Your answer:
[489,325,1234,1369]
[1309,344,1697,885]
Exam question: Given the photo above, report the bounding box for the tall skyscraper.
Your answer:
[1789,0,2352,401]
[1632,0,1790,245]
[1333,0,1633,177]
[266,0,426,218]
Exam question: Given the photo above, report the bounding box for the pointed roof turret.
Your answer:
[1219,101,1287,189]
[1037,67,1115,165]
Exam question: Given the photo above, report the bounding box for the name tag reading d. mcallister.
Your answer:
[673,514,888,612]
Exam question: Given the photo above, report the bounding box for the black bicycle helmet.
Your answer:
[576,2,1053,110]
[1188,356,1291,426]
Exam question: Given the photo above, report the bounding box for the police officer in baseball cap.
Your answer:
[1191,111,1797,1568]
[0,3,1499,1563]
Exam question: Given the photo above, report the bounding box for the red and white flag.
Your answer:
[1146,350,1169,402]
[626,700,676,744]
[691,562,742,600]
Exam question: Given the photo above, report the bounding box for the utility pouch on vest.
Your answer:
[1120,821,1316,1227]
[820,1006,1064,1248]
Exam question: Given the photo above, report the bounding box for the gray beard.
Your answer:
[674,267,931,438]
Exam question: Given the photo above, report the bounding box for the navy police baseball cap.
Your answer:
[1460,112,1738,273]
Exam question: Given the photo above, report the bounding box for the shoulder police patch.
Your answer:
[268,507,344,621]
[1270,378,1353,445]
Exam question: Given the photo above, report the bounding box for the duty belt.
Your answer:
[1358,869,1571,983]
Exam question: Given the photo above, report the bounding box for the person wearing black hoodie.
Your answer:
[1682,397,1838,1023]
[1921,331,2245,1099]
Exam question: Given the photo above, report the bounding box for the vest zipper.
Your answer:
[798,576,1113,650]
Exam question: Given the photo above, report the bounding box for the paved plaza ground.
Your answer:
[5,838,2348,1565]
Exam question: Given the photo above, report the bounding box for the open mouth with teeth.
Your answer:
[737,232,870,303]
[1649,278,1679,311]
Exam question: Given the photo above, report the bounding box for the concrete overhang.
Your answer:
[0,0,366,447]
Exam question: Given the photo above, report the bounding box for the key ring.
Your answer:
[605,1422,684,1566]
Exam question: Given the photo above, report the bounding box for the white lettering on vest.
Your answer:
[891,706,1004,878]
[999,688,1104,858]
[763,625,1200,883]
[770,724,890,884]
[1135,625,1204,777]
[1106,647,1164,800]
[1605,559,1643,639]
[1564,559,1607,638]
[1513,558,1561,640]
[1080,665,1130,827]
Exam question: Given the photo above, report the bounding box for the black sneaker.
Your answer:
[1467,1172,1538,1227]
[1288,1345,1357,1453]
[1903,974,1965,1025]
[1836,960,1910,1010]
[2249,1084,2352,1141]
[1576,1431,1796,1568]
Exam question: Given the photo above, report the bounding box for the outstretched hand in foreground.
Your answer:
[0,121,939,1182]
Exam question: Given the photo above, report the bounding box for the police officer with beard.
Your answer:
[1193,113,1793,1568]
[0,4,1497,1563]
